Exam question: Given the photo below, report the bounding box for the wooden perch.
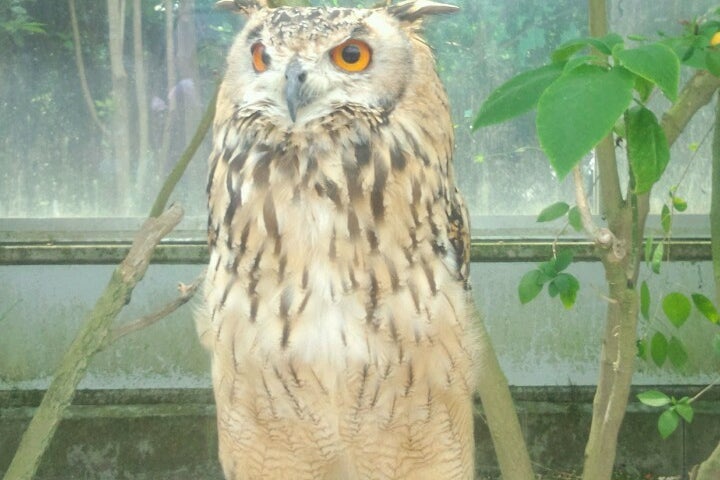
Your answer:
[2,204,184,480]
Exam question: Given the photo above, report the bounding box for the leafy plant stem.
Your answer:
[582,66,719,480]
[582,38,720,480]
[690,377,720,404]
[583,254,639,480]
[630,192,651,285]
[573,165,616,249]
[582,1,642,479]
[589,0,623,220]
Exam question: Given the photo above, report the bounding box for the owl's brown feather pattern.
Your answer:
[199,2,477,479]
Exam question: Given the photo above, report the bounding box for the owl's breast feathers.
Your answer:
[205,99,473,389]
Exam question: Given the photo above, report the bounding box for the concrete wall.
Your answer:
[1,261,717,390]
[1,260,719,478]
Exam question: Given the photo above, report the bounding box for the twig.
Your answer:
[662,71,720,147]
[572,165,619,253]
[690,377,720,404]
[107,270,205,346]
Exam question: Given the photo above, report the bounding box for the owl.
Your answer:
[198,1,477,479]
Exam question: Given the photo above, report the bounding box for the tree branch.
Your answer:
[693,439,720,480]
[662,71,720,147]
[68,0,108,136]
[106,270,204,346]
[573,166,619,253]
[588,0,623,219]
[2,205,184,480]
[473,312,535,480]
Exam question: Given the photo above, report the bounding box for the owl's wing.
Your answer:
[447,185,471,290]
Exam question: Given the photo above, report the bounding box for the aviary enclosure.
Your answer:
[0,0,718,479]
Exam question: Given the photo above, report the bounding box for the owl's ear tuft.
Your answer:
[215,0,266,14]
[387,0,459,24]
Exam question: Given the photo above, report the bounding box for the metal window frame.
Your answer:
[0,214,712,265]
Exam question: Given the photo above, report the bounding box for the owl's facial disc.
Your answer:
[284,58,308,123]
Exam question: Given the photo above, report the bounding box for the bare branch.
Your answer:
[662,71,720,147]
[108,270,205,345]
[573,166,620,254]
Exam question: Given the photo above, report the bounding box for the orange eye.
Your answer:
[330,39,372,72]
[251,42,270,73]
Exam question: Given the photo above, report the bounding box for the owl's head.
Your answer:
[217,0,458,128]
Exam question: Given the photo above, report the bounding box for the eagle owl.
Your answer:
[199,1,477,478]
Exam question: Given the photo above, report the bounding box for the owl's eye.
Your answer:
[330,39,372,72]
[251,42,270,73]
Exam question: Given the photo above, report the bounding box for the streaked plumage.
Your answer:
[197,1,477,478]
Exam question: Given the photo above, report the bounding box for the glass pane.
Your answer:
[0,0,714,233]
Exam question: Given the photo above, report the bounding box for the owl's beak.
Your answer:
[285,58,308,122]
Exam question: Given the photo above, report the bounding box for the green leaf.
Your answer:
[550,272,577,294]
[537,262,557,282]
[672,196,688,212]
[652,242,664,274]
[658,408,680,438]
[519,269,544,304]
[552,37,610,62]
[473,63,565,128]
[706,49,720,76]
[662,292,691,328]
[601,33,625,53]
[551,41,590,63]
[614,42,680,101]
[568,206,583,232]
[553,250,574,272]
[645,236,654,266]
[634,75,655,103]
[563,55,600,73]
[554,273,580,308]
[661,204,672,234]
[675,402,694,424]
[651,332,668,367]
[537,65,634,179]
[537,202,570,222]
[548,280,560,298]
[667,336,688,369]
[640,281,650,320]
[691,293,720,323]
[637,389,671,407]
[626,106,670,194]
[552,33,624,62]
